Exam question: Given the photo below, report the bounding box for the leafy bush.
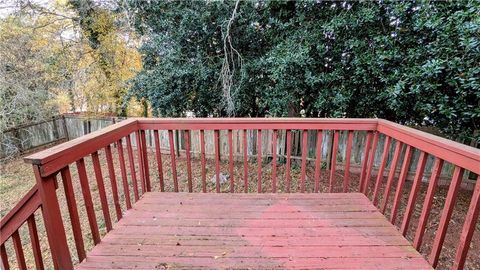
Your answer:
[128,0,479,141]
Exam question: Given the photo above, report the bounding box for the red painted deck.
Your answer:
[77,192,432,270]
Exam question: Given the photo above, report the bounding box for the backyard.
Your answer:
[1,145,479,269]
[1,1,479,269]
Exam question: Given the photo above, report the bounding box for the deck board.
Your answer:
[77,192,432,269]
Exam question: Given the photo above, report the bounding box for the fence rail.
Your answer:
[1,118,479,269]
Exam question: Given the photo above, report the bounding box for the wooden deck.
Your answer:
[77,192,432,269]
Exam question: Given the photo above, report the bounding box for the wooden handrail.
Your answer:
[0,186,40,244]
[137,117,379,130]
[23,118,378,177]
[22,117,480,177]
[377,119,480,175]
[24,118,480,176]
[24,119,138,177]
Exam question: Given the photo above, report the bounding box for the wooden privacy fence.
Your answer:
[0,115,120,159]
[0,118,479,269]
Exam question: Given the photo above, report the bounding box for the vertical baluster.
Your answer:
[300,130,308,193]
[140,130,151,192]
[153,130,165,192]
[168,130,178,192]
[390,145,413,224]
[314,130,323,193]
[243,129,248,193]
[400,151,428,235]
[33,166,72,269]
[116,139,132,208]
[343,131,354,192]
[329,131,340,193]
[12,231,26,270]
[363,132,379,194]
[1,244,9,270]
[286,130,292,193]
[214,130,221,193]
[413,158,444,249]
[135,131,146,193]
[126,135,139,201]
[453,175,480,270]
[381,142,402,214]
[372,136,392,205]
[91,151,112,232]
[200,130,207,193]
[185,130,193,192]
[429,166,465,268]
[272,130,278,193]
[76,159,101,244]
[27,215,44,269]
[257,129,262,193]
[359,132,373,191]
[105,145,122,220]
[228,129,234,193]
[60,166,85,261]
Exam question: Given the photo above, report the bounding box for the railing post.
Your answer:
[33,165,73,269]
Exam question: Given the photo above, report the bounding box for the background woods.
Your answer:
[0,0,141,137]
[1,0,479,154]
[0,0,142,157]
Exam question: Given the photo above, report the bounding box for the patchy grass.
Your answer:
[1,151,479,269]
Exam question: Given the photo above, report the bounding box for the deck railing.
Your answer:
[1,118,479,269]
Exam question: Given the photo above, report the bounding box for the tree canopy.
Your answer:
[0,0,142,132]
[128,0,479,141]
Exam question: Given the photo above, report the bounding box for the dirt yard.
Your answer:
[1,152,479,269]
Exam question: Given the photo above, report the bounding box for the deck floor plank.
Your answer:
[77,192,432,270]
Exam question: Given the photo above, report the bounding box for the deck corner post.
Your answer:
[33,165,73,269]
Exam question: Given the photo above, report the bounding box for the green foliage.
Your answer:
[128,0,480,141]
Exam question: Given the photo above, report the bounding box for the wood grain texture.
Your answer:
[91,151,113,232]
[228,130,234,193]
[343,131,354,193]
[168,130,178,192]
[153,130,165,192]
[272,130,278,193]
[77,192,432,270]
[126,134,140,201]
[329,131,340,193]
[76,159,101,245]
[200,130,207,193]
[242,129,248,193]
[314,130,323,193]
[0,244,9,270]
[184,130,193,192]
[285,130,292,193]
[105,145,122,220]
[12,231,26,270]
[27,216,44,270]
[60,166,86,261]
[257,129,262,193]
[300,130,308,193]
